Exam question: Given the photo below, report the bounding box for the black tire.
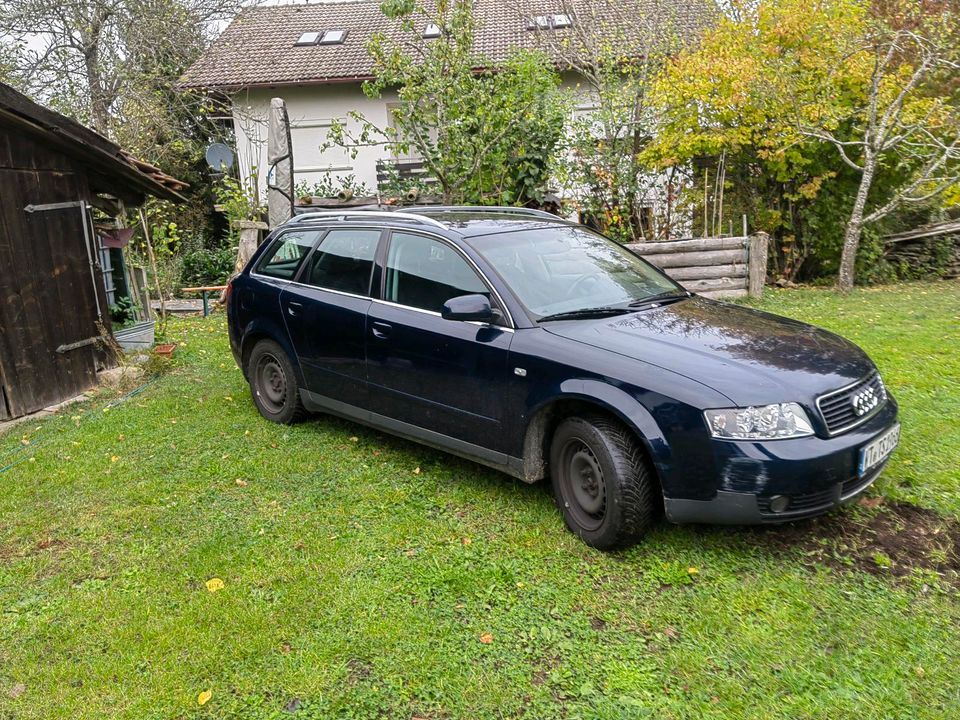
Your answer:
[247,339,308,424]
[550,414,658,550]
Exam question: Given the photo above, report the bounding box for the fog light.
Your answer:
[769,495,790,513]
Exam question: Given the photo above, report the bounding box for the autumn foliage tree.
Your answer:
[647,0,960,289]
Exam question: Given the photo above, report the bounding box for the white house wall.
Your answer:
[231,83,398,201]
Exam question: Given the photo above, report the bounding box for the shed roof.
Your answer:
[181,0,712,91]
[0,82,187,204]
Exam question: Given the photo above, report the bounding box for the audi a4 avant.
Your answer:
[226,207,900,549]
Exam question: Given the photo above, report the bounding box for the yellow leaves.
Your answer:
[205,578,225,592]
[687,566,699,576]
[197,689,212,706]
[110,455,120,463]
[235,478,248,487]
[479,632,494,644]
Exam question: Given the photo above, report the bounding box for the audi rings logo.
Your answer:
[852,386,879,416]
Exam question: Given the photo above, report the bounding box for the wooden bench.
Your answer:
[180,285,227,317]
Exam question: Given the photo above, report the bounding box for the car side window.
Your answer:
[304,228,380,296]
[256,231,319,279]
[384,232,490,314]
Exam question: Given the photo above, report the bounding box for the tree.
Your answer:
[0,0,247,138]
[326,0,566,205]
[529,0,707,241]
[798,24,960,290]
[647,0,960,289]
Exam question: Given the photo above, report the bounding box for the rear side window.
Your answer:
[304,228,380,296]
[384,232,489,313]
[256,231,318,279]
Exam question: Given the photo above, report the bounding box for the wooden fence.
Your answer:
[627,233,769,299]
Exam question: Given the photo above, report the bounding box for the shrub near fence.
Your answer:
[627,233,769,299]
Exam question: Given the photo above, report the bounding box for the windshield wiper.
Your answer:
[627,290,690,308]
[538,306,633,322]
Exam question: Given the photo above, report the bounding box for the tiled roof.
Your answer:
[181,0,712,90]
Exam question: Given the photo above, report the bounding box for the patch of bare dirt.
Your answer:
[747,499,960,583]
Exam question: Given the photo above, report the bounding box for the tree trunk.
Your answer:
[838,156,876,292]
[83,45,112,137]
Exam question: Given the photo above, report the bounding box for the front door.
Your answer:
[279,227,381,406]
[366,231,514,452]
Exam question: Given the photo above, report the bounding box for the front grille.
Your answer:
[816,373,886,435]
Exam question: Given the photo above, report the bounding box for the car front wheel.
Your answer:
[550,415,657,550]
[247,339,308,424]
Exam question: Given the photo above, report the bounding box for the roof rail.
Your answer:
[286,210,447,229]
[402,205,564,221]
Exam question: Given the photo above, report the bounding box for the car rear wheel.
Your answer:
[247,340,308,424]
[550,414,657,549]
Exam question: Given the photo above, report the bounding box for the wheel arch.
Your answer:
[521,380,671,486]
[239,320,304,386]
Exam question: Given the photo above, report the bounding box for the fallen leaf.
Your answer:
[413,466,421,475]
[20,439,29,446]
[235,479,247,487]
[8,682,25,699]
[197,689,212,706]
[687,566,699,575]
[224,396,233,401]
[915,665,925,677]
[663,626,679,640]
[349,436,359,443]
[283,697,302,713]
[280,642,292,654]
[205,577,225,592]
[479,632,494,644]
[461,537,472,545]
[858,495,884,509]
[110,455,119,463]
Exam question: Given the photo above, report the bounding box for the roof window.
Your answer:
[294,32,321,46]
[526,14,573,30]
[319,29,347,44]
[423,23,442,38]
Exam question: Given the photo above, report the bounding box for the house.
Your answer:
[181,0,709,209]
[0,82,186,421]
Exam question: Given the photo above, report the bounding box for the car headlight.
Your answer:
[704,403,815,440]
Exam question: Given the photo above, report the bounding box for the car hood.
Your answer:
[541,296,876,406]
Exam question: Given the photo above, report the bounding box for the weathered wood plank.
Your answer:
[698,288,748,300]
[665,264,748,281]
[679,277,749,293]
[644,248,748,269]
[628,236,746,255]
[748,232,770,298]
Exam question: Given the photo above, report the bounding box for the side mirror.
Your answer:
[441,294,496,322]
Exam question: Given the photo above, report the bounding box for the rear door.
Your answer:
[366,230,514,452]
[279,227,382,407]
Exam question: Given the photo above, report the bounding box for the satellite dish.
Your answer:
[205,143,234,172]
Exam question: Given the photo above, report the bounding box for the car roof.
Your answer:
[283,206,572,238]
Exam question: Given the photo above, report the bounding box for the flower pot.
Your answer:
[154,343,176,359]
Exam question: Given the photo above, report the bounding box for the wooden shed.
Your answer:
[0,82,186,421]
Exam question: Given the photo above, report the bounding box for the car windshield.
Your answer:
[472,225,683,318]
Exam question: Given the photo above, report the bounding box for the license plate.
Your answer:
[858,424,900,476]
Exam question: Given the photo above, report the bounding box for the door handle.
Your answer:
[286,301,303,317]
[371,321,392,339]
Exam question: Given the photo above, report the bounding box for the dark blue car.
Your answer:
[226,207,900,549]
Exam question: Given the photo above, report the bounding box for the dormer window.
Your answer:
[526,13,574,30]
[423,23,442,39]
[295,32,320,46]
[319,29,346,44]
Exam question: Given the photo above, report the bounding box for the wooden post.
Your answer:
[138,207,166,331]
[748,232,769,298]
[234,220,269,275]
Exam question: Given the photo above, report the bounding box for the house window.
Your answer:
[295,32,320,46]
[319,30,346,44]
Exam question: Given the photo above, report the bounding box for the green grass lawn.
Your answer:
[1,281,958,719]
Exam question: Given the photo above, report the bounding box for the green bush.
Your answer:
[180,246,235,288]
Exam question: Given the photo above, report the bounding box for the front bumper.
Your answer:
[664,398,899,525]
